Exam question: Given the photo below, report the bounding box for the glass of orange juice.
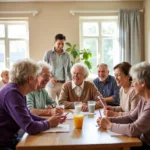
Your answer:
[73,114,84,129]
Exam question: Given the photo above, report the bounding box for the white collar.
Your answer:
[72,81,84,89]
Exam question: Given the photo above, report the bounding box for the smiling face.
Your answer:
[72,66,86,86]
[97,65,109,82]
[54,39,65,52]
[114,68,131,87]
[37,68,50,89]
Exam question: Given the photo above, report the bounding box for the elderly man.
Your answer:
[26,61,63,116]
[93,63,120,106]
[58,63,103,111]
[44,34,72,102]
[0,69,9,88]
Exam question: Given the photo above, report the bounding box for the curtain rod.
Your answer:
[0,10,38,16]
[70,9,143,15]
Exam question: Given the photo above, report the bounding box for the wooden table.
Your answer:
[16,110,142,150]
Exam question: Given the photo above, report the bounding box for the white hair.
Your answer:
[37,61,51,75]
[130,61,150,89]
[71,63,89,78]
[0,68,9,76]
[10,59,39,85]
[97,63,108,69]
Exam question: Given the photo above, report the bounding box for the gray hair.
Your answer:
[71,63,89,78]
[0,68,9,76]
[130,61,150,89]
[97,63,108,69]
[10,59,39,85]
[37,61,51,75]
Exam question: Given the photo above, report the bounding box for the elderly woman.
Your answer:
[0,59,66,150]
[26,61,63,116]
[0,69,9,88]
[104,62,140,117]
[97,62,150,150]
[58,63,103,111]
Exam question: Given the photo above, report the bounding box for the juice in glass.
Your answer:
[74,114,84,129]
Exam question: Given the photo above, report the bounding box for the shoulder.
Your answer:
[108,75,116,82]
[41,88,48,93]
[93,77,99,83]
[62,81,72,88]
[64,51,70,57]
[27,91,36,97]
[1,83,25,104]
[44,50,53,56]
[84,81,96,88]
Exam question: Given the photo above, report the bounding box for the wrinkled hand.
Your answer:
[95,101,103,109]
[100,117,112,130]
[97,117,102,127]
[50,77,57,84]
[104,110,119,117]
[49,108,64,116]
[82,103,88,112]
[48,115,66,128]
[56,108,64,115]
[105,105,114,110]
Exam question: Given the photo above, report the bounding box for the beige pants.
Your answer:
[46,82,64,104]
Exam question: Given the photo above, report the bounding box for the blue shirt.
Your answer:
[0,83,49,146]
[93,75,120,106]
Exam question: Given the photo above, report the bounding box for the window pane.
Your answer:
[8,24,27,38]
[83,38,98,73]
[102,38,114,74]
[101,22,117,36]
[83,22,99,37]
[0,24,5,38]
[0,40,5,69]
[9,40,27,67]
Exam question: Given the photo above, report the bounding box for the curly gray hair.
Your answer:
[130,61,150,89]
[10,59,39,85]
[37,61,51,75]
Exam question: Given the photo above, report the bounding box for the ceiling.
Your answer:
[0,0,143,2]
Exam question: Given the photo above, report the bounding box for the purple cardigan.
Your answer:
[0,83,50,146]
[111,97,150,145]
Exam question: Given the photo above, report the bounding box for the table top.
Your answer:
[17,110,142,150]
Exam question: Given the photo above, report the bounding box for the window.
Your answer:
[80,16,120,75]
[0,20,29,69]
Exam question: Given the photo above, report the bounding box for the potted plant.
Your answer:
[66,42,92,70]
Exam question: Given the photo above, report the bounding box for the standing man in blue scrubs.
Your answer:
[44,34,72,103]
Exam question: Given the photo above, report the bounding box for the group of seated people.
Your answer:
[0,59,150,150]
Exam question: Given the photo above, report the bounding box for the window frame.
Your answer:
[79,16,118,74]
[0,20,29,69]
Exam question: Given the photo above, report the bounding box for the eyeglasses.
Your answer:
[41,74,51,79]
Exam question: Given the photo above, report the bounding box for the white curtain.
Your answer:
[119,9,141,64]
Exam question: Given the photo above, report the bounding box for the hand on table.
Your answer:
[97,117,112,130]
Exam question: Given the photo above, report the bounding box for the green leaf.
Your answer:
[66,48,71,52]
[66,42,72,47]
[71,50,80,59]
[73,44,77,49]
[83,52,89,60]
[84,60,92,70]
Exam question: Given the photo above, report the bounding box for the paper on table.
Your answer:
[107,130,123,136]
[64,113,74,120]
[82,112,96,116]
[42,124,70,133]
